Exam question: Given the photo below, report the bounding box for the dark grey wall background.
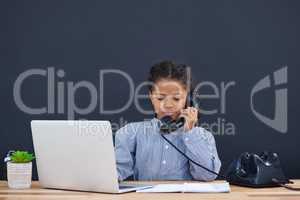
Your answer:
[1,0,300,180]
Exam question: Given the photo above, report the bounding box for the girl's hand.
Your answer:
[179,107,199,131]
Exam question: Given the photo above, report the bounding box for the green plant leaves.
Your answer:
[10,151,35,163]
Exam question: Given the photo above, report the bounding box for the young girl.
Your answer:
[115,61,221,181]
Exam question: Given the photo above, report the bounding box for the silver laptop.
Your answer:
[31,120,152,193]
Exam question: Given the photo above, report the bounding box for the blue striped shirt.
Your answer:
[115,117,221,181]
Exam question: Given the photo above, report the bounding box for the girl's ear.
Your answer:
[148,91,153,100]
[148,91,157,118]
[148,91,153,103]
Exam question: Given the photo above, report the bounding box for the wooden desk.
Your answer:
[0,180,300,200]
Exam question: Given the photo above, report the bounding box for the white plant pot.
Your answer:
[7,162,32,189]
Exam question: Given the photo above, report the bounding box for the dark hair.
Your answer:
[148,60,192,92]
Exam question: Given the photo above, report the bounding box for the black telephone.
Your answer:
[226,151,292,188]
[159,92,200,134]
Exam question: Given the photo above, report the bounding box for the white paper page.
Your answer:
[182,182,230,193]
[136,182,230,193]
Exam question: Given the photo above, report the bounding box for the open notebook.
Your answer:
[136,182,230,193]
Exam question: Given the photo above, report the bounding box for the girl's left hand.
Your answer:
[179,107,199,131]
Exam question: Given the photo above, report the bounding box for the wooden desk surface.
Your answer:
[0,180,300,200]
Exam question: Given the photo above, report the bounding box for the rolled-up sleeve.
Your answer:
[182,127,221,181]
[114,124,137,181]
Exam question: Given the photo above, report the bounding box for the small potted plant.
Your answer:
[4,150,35,189]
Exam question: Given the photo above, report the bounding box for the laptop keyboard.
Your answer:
[119,185,136,190]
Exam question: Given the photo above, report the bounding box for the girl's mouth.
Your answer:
[164,113,175,116]
[162,112,179,117]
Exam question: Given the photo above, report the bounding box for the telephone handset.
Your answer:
[159,115,185,134]
[159,92,199,134]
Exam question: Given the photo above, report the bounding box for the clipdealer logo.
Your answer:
[250,67,288,133]
[12,66,288,135]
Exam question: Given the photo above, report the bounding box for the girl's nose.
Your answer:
[163,99,174,108]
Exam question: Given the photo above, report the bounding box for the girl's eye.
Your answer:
[173,98,180,101]
[157,97,164,101]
